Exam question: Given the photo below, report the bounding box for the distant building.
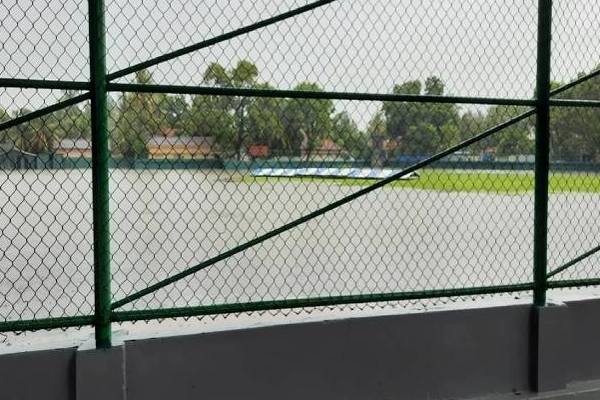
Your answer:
[247,145,269,158]
[302,139,347,160]
[146,135,218,159]
[315,139,344,158]
[55,139,93,158]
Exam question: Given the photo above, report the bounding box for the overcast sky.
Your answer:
[1,0,599,128]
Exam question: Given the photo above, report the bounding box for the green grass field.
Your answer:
[247,170,600,193]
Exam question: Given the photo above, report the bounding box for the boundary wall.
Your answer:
[3,296,600,400]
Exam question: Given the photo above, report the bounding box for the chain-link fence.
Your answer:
[1,0,600,347]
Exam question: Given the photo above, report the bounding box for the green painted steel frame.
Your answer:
[1,0,600,346]
[111,283,535,323]
[533,0,553,307]
[88,0,112,348]
[0,316,94,334]
[547,245,600,279]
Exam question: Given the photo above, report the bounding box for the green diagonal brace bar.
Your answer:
[547,244,600,279]
[547,278,600,289]
[550,68,600,97]
[107,0,336,81]
[111,108,536,310]
[0,315,94,333]
[0,94,90,133]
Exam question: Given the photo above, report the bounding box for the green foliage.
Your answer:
[366,111,386,139]
[203,62,230,86]
[157,94,189,130]
[113,69,162,158]
[47,91,91,141]
[0,106,11,144]
[551,66,600,161]
[0,91,93,154]
[457,106,534,158]
[0,59,367,161]
[282,82,334,159]
[7,108,55,154]
[383,76,460,156]
[11,60,600,164]
[185,94,234,150]
[425,76,444,96]
[382,80,420,139]
[247,83,285,149]
[202,60,259,158]
[331,111,368,158]
[486,105,534,156]
[230,60,259,87]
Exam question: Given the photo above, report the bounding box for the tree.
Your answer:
[382,80,421,140]
[382,76,459,156]
[486,105,534,157]
[47,90,90,141]
[246,83,285,151]
[184,94,235,152]
[9,109,55,154]
[425,76,444,96]
[550,67,600,161]
[421,78,459,151]
[156,94,189,130]
[113,69,162,158]
[330,111,367,159]
[282,82,334,160]
[0,106,10,144]
[366,110,387,166]
[402,121,439,155]
[202,60,259,159]
[366,110,387,140]
[459,110,492,155]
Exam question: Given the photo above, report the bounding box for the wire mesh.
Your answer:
[107,98,538,314]
[547,0,600,289]
[0,1,89,81]
[547,104,600,285]
[105,0,539,314]
[0,102,94,326]
[551,1,600,90]
[0,0,599,340]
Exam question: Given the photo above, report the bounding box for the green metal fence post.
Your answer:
[88,0,112,348]
[533,0,552,307]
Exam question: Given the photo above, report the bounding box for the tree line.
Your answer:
[1,60,599,163]
[111,61,369,161]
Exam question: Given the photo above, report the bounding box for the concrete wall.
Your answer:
[124,305,531,400]
[2,298,600,400]
[0,347,76,400]
[563,298,600,382]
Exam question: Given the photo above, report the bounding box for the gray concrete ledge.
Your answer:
[2,297,600,400]
[76,345,125,400]
[470,379,600,400]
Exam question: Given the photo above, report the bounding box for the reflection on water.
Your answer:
[0,168,599,323]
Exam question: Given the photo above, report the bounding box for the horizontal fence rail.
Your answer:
[1,0,600,348]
